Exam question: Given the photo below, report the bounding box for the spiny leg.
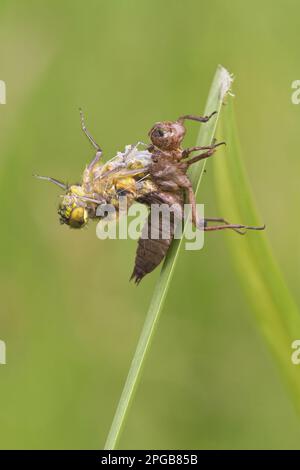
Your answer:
[178,175,199,227]
[178,111,217,124]
[187,186,198,227]
[179,141,225,217]
[182,141,225,159]
[182,145,215,159]
[177,170,265,233]
[185,149,215,166]
[183,184,265,233]
[185,142,225,166]
[79,108,103,169]
[203,218,246,235]
[175,173,202,227]
[202,219,266,233]
[79,108,101,151]
[33,174,68,190]
[88,150,103,171]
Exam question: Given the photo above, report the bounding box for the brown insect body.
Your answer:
[132,191,183,283]
[130,115,220,283]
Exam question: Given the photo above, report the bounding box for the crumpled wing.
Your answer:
[98,166,150,181]
[130,192,183,284]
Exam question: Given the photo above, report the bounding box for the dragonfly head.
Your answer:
[58,185,89,229]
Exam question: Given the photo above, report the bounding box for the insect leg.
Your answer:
[179,180,265,233]
[204,218,246,235]
[184,142,225,166]
[33,174,68,190]
[187,186,199,227]
[176,175,199,227]
[182,145,215,159]
[182,142,225,159]
[87,150,103,171]
[185,149,215,165]
[79,108,103,152]
[201,219,266,233]
[178,111,217,124]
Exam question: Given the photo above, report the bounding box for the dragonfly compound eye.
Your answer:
[155,128,165,137]
[149,124,168,147]
[68,207,88,228]
[58,201,88,229]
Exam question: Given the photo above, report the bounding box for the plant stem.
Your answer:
[214,96,300,414]
[104,65,233,450]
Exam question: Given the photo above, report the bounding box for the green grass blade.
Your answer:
[104,65,233,450]
[214,96,300,411]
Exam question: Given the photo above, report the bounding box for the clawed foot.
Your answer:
[211,138,226,148]
[196,217,266,235]
[206,110,217,121]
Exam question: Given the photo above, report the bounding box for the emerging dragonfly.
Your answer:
[35,110,265,283]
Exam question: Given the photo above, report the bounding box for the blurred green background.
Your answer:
[0,0,300,449]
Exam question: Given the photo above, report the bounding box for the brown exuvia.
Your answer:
[131,112,265,282]
[35,110,265,284]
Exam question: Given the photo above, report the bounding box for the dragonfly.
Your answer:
[35,110,265,283]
